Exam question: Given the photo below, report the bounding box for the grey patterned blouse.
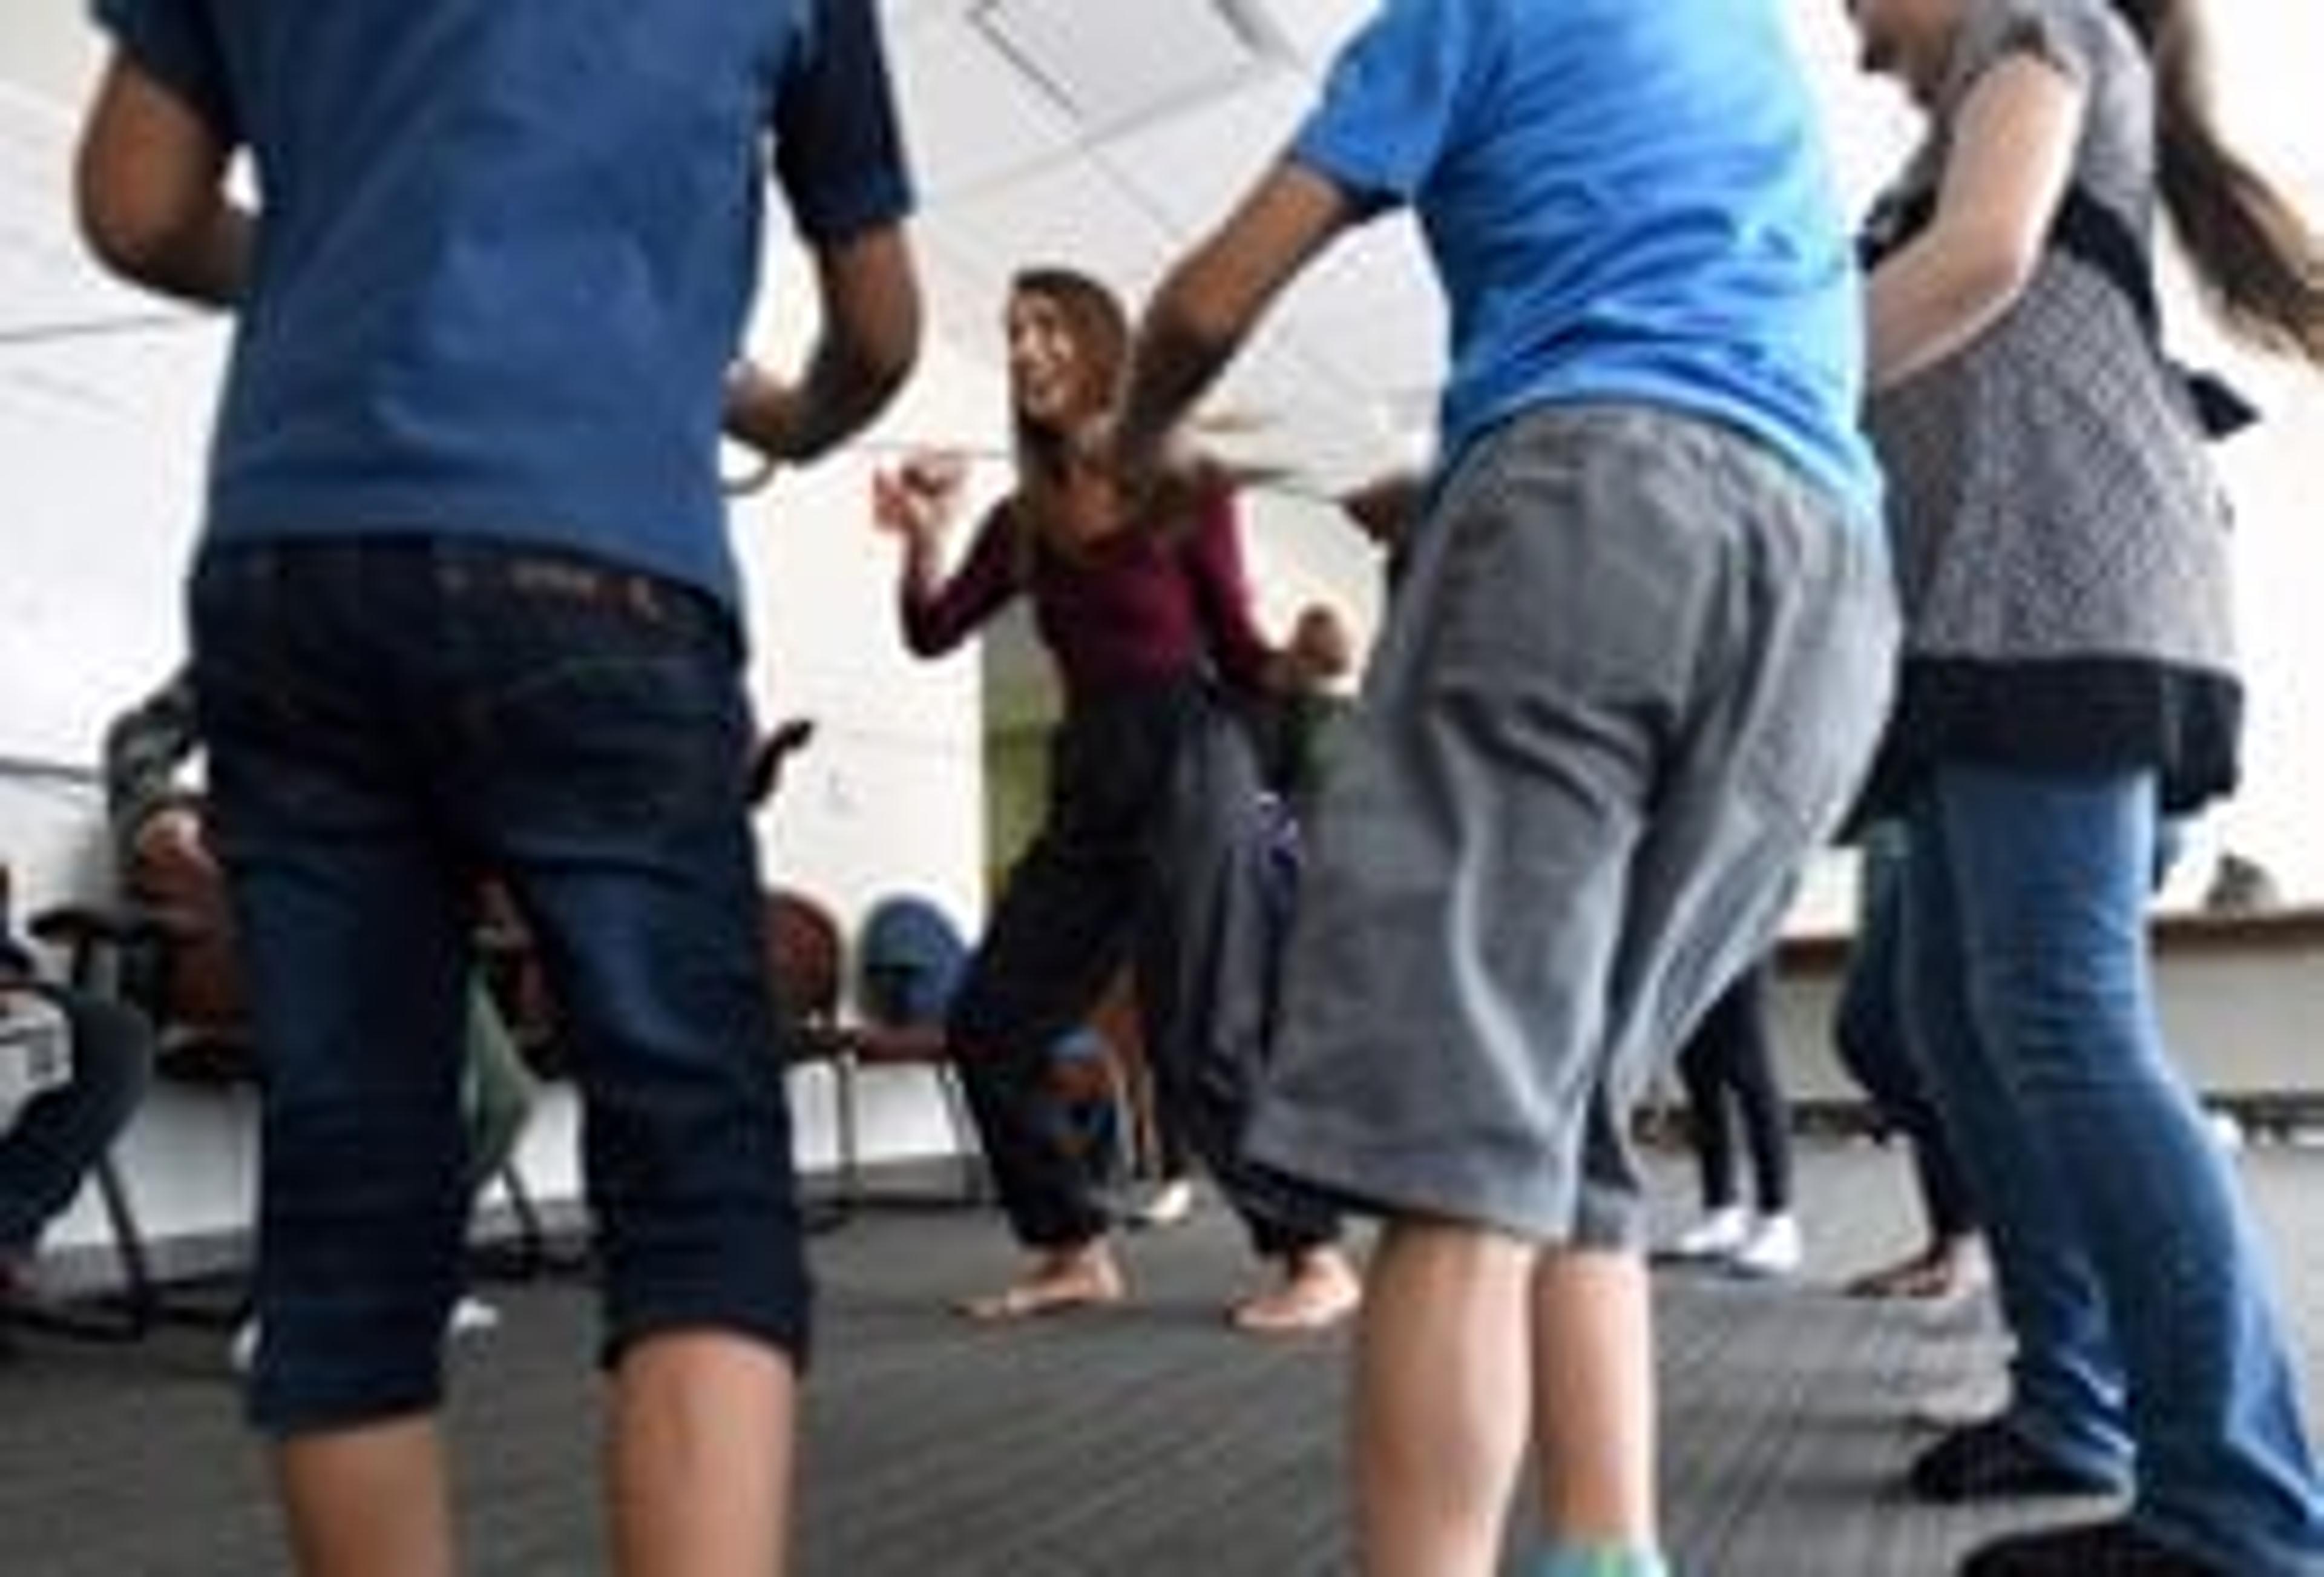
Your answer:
[1862,0,2240,812]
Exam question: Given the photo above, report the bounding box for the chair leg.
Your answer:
[793,1055,856,1235]
[1,1151,222,1345]
[475,1160,548,1279]
[937,1067,985,1203]
[0,1153,154,1342]
[836,1056,862,1205]
[95,1151,158,1336]
[1099,1053,1138,1194]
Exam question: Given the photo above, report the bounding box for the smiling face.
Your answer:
[1004,269,1129,440]
[1005,290,1088,432]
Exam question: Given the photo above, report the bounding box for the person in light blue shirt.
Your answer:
[75,1,919,1572]
[1288,0,1880,518]
[1105,2,1896,1573]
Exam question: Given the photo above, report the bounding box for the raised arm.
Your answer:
[1111,162,1356,490]
[874,456,1022,657]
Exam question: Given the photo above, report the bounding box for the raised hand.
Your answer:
[872,448,969,549]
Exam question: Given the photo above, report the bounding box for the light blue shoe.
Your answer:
[1523,1542,1673,1577]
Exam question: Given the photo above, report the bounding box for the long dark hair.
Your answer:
[2111,0,2324,363]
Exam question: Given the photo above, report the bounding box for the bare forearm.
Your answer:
[1118,289,1238,465]
[729,335,908,464]
[727,226,920,463]
[1866,238,2024,390]
[1119,162,1350,475]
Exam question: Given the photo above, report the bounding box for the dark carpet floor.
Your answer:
[5,1138,2323,1575]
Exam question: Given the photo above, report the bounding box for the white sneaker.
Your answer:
[228,1317,259,1374]
[1667,1205,1750,1260]
[1909,1366,2010,1429]
[1730,1213,1803,1279]
[447,1295,501,1338]
[1133,1177,1197,1229]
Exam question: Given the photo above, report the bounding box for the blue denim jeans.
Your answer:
[191,539,806,1434]
[1902,764,2324,1573]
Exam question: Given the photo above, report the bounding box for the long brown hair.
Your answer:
[1003,265,1234,560]
[1008,266,1127,470]
[2111,0,2324,363]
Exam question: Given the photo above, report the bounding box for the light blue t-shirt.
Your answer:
[91,0,914,610]
[1293,0,1879,521]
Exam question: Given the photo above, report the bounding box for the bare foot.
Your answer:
[1230,1246,1361,1335]
[958,1243,1126,1322]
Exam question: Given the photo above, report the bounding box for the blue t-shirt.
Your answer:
[90,0,914,610]
[1293,0,1879,521]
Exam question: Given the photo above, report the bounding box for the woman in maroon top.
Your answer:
[876,266,1357,1331]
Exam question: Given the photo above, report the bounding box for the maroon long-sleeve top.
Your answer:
[901,488,1275,707]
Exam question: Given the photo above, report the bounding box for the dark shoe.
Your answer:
[1961,1518,2229,1575]
[1909,1418,2123,1503]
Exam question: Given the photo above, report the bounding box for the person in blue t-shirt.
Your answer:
[74,1,919,1570]
[1101,3,1899,1574]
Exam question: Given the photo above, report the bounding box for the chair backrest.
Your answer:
[764,887,844,1027]
[854,895,968,1030]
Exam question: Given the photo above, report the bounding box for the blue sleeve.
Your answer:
[772,0,914,243]
[88,0,240,145]
[1288,0,1482,214]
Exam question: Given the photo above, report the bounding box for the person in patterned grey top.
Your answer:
[1848,1,2324,1573]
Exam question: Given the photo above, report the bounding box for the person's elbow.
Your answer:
[77,180,201,292]
[1953,221,2044,317]
[1925,202,2047,327]
[822,227,923,423]
[74,59,237,300]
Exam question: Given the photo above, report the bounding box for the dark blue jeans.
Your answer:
[1,989,151,1255]
[1902,765,2324,1572]
[191,539,806,1434]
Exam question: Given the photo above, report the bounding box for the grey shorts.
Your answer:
[1246,404,1897,1248]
